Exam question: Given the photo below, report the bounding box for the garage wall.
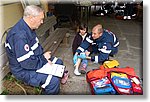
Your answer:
[0,2,24,41]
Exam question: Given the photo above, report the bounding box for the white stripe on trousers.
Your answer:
[41,57,58,88]
[52,57,58,64]
[41,74,52,88]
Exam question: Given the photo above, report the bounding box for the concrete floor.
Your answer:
[53,15,143,95]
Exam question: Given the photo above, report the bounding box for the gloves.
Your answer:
[78,53,86,59]
[73,55,78,65]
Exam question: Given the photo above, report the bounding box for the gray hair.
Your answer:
[23,5,44,18]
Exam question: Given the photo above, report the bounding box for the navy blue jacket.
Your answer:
[5,18,48,83]
[76,29,119,63]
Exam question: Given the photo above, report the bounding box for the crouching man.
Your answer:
[73,24,119,66]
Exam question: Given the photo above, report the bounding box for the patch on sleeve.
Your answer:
[102,46,107,49]
[24,44,30,51]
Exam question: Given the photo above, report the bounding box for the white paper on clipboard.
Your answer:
[36,63,65,77]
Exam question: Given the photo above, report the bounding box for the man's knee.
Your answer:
[50,57,63,65]
[110,48,118,56]
[56,59,63,65]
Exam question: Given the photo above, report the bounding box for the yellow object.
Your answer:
[103,60,119,68]
[111,72,128,78]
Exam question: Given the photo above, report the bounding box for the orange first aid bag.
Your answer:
[86,66,136,83]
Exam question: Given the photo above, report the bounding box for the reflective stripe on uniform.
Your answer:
[94,56,99,63]
[86,37,93,43]
[5,42,11,49]
[112,34,116,43]
[31,37,39,51]
[114,41,119,47]
[17,51,34,62]
[31,42,38,51]
[52,57,58,64]
[77,46,84,52]
[41,74,52,88]
[36,37,39,43]
[91,42,96,45]
[98,48,111,54]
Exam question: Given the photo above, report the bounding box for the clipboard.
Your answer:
[36,63,65,77]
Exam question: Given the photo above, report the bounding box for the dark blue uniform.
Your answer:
[76,29,119,63]
[5,18,63,94]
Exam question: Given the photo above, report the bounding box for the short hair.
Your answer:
[23,5,44,18]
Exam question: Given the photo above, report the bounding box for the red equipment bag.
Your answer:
[107,71,143,95]
[86,66,142,95]
[86,66,136,83]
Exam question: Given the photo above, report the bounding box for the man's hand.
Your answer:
[73,54,78,65]
[44,51,51,60]
[47,60,52,65]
